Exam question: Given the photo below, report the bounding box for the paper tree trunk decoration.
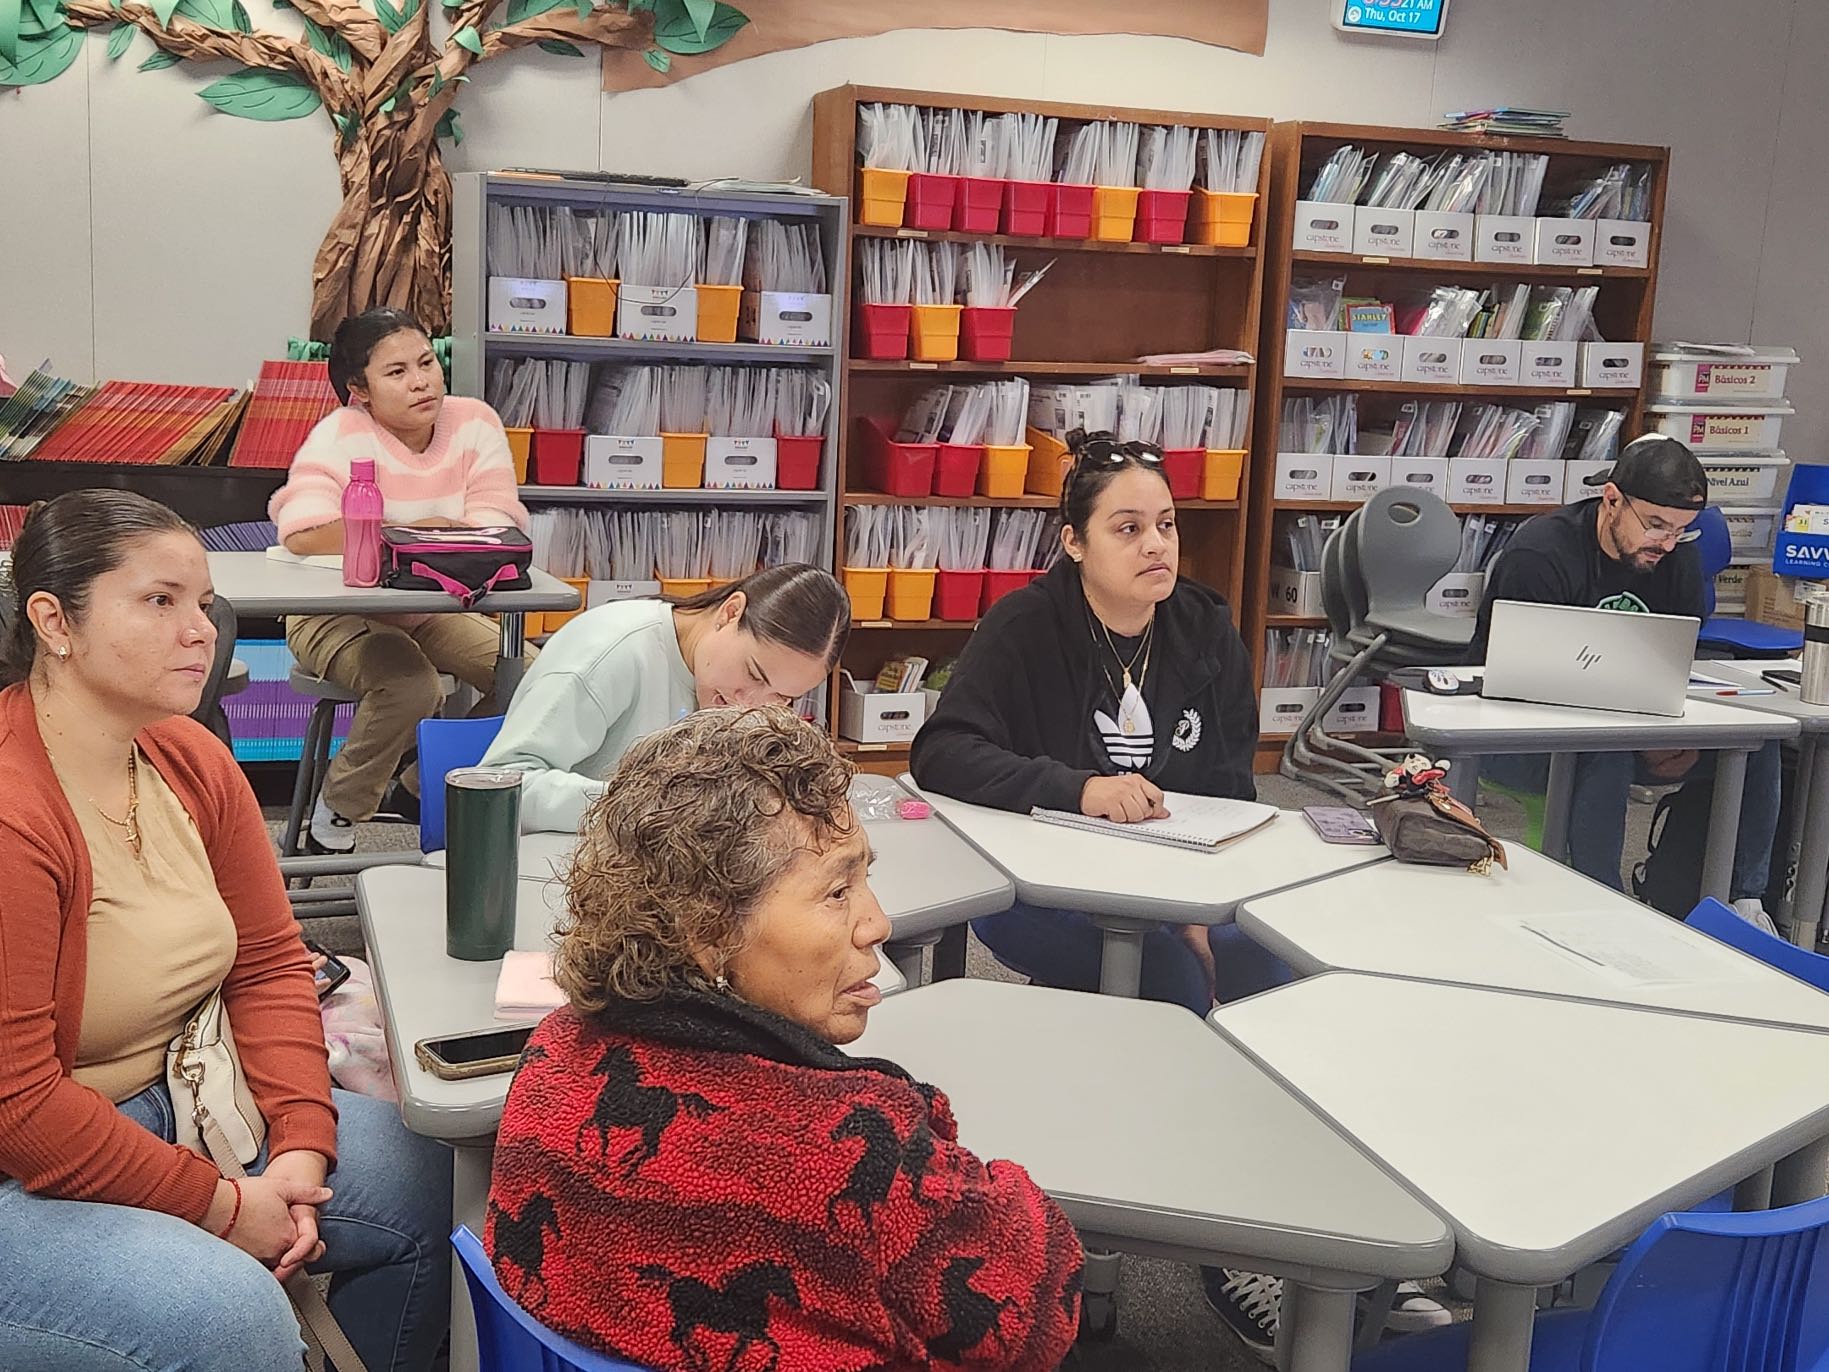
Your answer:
[1,0,751,339]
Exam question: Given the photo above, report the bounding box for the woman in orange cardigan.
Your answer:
[0,492,451,1371]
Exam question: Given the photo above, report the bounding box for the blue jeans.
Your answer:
[0,1082,452,1371]
[971,902,1295,1015]
[1484,741,1782,900]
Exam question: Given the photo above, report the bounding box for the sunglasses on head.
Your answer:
[1066,429,1164,470]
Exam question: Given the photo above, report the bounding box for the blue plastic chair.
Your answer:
[415,715,506,852]
[1688,896,1829,991]
[1354,1195,1829,1371]
[452,1225,651,1372]
[1694,505,1803,658]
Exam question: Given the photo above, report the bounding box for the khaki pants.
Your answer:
[286,612,537,822]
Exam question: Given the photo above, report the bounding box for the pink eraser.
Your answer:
[897,798,932,820]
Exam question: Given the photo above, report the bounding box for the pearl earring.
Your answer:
[55,646,68,660]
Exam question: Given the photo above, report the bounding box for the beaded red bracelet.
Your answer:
[214,1177,244,1239]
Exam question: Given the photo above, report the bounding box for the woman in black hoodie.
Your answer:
[911,431,1282,1013]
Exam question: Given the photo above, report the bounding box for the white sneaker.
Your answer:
[1733,898,1780,937]
[307,795,356,854]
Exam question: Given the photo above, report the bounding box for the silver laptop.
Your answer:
[1482,601,1700,716]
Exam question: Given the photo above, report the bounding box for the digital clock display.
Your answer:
[1336,0,1449,38]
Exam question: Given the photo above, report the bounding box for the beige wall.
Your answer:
[2,0,1820,455]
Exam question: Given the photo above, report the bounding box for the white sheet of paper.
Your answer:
[265,545,343,571]
[1518,911,1736,986]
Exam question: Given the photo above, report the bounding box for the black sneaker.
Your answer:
[1201,1267,1279,1364]
[374,779,421,826]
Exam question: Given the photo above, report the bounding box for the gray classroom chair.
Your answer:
[1282,488,1473,801]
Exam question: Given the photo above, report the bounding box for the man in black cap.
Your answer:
[1475,434,1781,928]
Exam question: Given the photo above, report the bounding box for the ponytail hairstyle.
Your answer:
[671,563,851,670]
[327,307,430,405]
[0,491,199,687]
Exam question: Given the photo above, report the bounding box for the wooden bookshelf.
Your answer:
[813,84,1271,773]
[1247,121,1670,772]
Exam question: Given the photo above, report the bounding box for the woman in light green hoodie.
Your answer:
[481,563,849,832]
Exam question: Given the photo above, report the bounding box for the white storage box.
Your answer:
[1448,457,1508,505]
[1647,404,1791,452]
[1259,687,1322,737]
[1352,206,1415,258]
[1323,686,1382,735]
[1291,201,1353,254]
[1520,341,1579,388]
[1580,342,1644,389]
[1285,330,1348,379]
[741,290,834,347]
[1414,211,1475,262]
[705,436,779,489]
[1720,506,1780,558]
[617,282,698,342]
[1475,214,1535,263]
[1332,456,1392,502]
[587,579,663,607]
[1714,564,1750,610]
[1272,453,1334,502]
[1651,347,1797,402]
[1269,566,1325,617]
[1344,335,1401,383]
[1428,571,1486,619]
[1534,217,1595,267]
[1565,459,1611,499]
[1389,457,1450,496]
[583,435,663,489]
[1506,458,1565,505]
[838,678,927,744]
[1700,454,1787,503]
[1596,219,1652,269]
[1462,339,1523,386]
[487,277,567,334]
[1401,336,1461,384]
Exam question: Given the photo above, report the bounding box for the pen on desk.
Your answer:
[1714,688,1776,697]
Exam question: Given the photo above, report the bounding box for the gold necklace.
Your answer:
[1095,614,1154,693]
[45,738,142,859]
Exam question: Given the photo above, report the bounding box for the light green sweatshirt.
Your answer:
[480,599,697,833]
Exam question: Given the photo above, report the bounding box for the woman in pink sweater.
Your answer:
[269,308,532,851]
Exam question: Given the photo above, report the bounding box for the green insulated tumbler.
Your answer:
[445,767,522,960]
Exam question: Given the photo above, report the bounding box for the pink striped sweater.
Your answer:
[268,396,530,542]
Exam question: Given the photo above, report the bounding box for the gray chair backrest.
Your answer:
[1320,509,1363,643]
[1357,488,1466,635]
[191,595,239,733]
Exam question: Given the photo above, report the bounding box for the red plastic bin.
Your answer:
[774,433,822,490]
[530,428,585,486]
[960,306,1017,363]
[856,417,936,497]
[954,176,1005,234]
[981,568,1033,613]
[1002,180,1049,236]
[934,569,987,621]
[1046,184,1095,239]
[1135,189,1192,245]
[935,443,983,498]
[1160,448,1203,501]
[905,173,960,231]
[853,302,913,360]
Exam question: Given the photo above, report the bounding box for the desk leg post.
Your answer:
[1354,1280,1397,1352]
[1786,737,1829,948]
[931,924,968,982]
[1541,754,1575,864]
[1773,1134,1829,1207]
[1283,1283,1355,1372]
[448,1140,495,1372]
[886,939,929,987]
[1468,1278,1537,1372]
[1445,753,1480,809]
[1700,748,1749,905]
[1079,1249,1121,1340]
[1734,1166,1774,1211]
[495,612,528,706]
[1097,925,1146,998]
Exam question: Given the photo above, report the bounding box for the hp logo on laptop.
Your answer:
[1576,645,1603,671]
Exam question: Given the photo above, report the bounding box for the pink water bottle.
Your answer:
[341,458,385,588]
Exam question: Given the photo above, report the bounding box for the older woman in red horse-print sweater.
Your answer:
[487,708,1083,1372]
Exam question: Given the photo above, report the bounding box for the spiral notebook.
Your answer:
[1029,794,1278,851]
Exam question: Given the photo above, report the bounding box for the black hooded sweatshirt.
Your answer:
[909,560,1259,814]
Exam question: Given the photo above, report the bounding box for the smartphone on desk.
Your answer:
[414,1024,535,1081]
[1302,805,1381,845]
[1764,669,1803,690]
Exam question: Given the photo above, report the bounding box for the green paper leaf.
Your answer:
[379,92,395,112]
[681,0,712,40]
[0,26,79,83]
[105,20,132,57]
[150,0,179,27]
[197,66,322,119]
[137,45,177,67]
[333,109,355,143]
[426,65,442,93]
[651,0,742,55]
[22,0,58,34]
[231,0,250,29]
[571,0,589,16]
[173,0,234,27]
[372,0,402,30]
[503,0,560,22]
[0,0,22,66]
[536,36,580,55]
[450,22,479,52]
[301,13,351,68]
[435,106,461,144]
[641,42,666,70]
[453,70,466,80]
